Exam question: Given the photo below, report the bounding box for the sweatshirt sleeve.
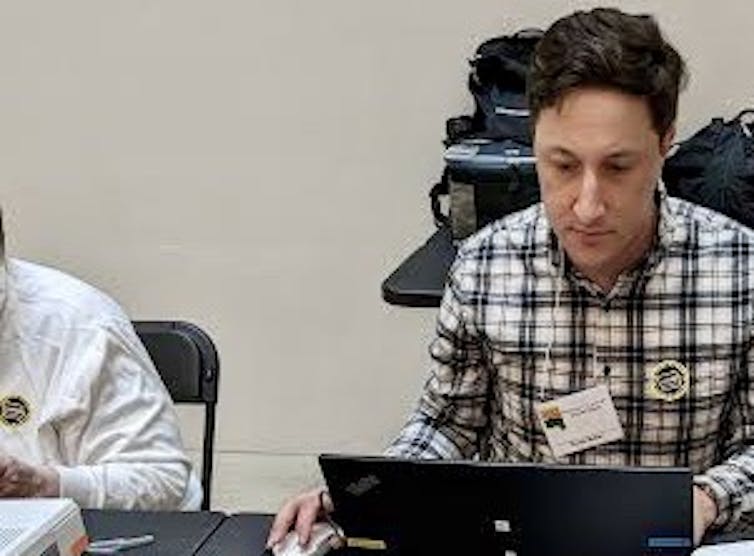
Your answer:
[50,319,200,510]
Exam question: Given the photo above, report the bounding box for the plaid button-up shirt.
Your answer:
[388,195,754,530]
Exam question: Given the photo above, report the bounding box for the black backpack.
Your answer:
[432,140,539,239]
[663,110,754,229]
[445,28,543,145]
[432,30,542,239]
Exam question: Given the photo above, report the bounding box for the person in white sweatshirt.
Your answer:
[0,212,201,510]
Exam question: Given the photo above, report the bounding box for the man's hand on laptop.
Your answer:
[693,486,718,546]
[267,487,334,549]
[0,453,59,498]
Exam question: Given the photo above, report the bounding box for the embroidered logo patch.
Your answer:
[647,360,690,402]
[0,395,31,427]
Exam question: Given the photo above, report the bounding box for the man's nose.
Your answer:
[572,170,606,225]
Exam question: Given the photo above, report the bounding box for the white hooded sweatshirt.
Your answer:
[0,223,201,509]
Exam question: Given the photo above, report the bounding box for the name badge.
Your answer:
[535,384,624,458]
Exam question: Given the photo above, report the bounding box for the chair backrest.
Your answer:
[132,320,219,511]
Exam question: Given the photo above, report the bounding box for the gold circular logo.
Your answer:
[0,395,31,427]
[647,360,690,402]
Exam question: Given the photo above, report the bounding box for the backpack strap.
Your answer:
[513,28,544,40]
[429,169,451,229]
[735,109,754,138]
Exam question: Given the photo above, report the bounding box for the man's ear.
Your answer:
[660,124,676,158]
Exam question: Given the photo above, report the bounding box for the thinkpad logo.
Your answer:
[345,474,381,497]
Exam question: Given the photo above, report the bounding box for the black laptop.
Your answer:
[319,454,693,556]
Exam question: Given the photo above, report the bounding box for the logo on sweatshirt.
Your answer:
[0,395,31,427]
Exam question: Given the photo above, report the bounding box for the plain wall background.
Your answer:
[1,1,752,512]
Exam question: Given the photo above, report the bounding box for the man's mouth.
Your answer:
[571,228,611,236]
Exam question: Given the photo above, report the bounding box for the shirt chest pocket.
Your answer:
[644,349,736,403]
[638,349,739,450]
[693,358,736,402]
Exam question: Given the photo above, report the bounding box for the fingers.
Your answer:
[692,486,717,546]
[320,490,334,513]
[0,454,11,478]
[267,498,299,547]
[693,503,705,546]
[266,488,328,548]
[0,456,56,499]
[294,494,321,546]
[0,455,23,497]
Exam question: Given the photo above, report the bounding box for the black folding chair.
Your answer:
[132,320,220,510]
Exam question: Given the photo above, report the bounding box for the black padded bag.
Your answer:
[663,110,754,228]
[446,29,543,145]
[433,140,539,239]
[432,29,543,239]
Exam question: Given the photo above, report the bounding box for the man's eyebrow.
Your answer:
[540,147,641,159]
[605,150,640,161]
[542,146,576,157]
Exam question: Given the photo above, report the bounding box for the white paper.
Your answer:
[692,540,754,555]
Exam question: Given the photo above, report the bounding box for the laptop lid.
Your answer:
[319,454,693,556]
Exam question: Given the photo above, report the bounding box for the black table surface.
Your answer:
[194,513,273,556]
[82,509,754,555]
[195,513,754,555]
[381,226,455,307]
[83,509,225,555]
[196,514,369,556]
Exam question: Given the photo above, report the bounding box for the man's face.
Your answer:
[534,87,673,286]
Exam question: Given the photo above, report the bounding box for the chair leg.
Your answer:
[201,403,217,511]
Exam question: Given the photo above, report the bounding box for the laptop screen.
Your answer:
[319,454,693,556]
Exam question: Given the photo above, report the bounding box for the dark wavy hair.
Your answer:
[528,7,688,137]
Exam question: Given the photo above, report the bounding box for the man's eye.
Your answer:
[607,163,631,173]
[554,162,576,173]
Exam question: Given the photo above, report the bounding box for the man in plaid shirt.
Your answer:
[270,7,752,549]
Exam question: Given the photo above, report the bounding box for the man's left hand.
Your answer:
[693,485,718,546]
[0,453,59,498]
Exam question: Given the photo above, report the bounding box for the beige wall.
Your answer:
[1,1,752,512]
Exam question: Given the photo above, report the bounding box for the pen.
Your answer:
[87,534,155,554]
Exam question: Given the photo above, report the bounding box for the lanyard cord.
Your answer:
[543,246,614,399]
[542,247,565,400]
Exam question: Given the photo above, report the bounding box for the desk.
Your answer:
[196,514,366,555]
[381,227,455,307]
[198,513,754,555]
[83,509,754,555]
[83,510,225,555]
[706,530,754,544]
[195,513,272,555]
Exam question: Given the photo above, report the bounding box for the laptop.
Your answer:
[319,454,693,556]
